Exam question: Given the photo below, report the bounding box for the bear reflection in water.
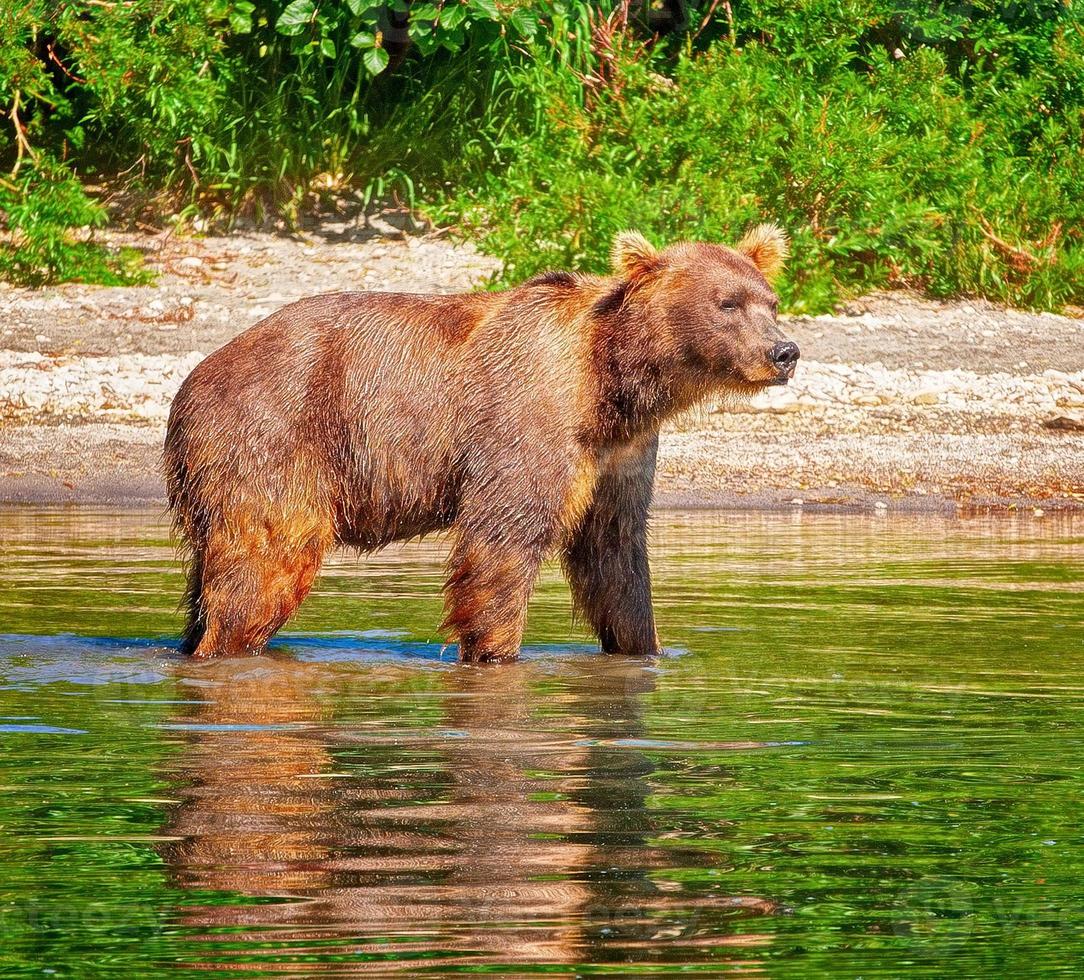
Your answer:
[162,655,777,969]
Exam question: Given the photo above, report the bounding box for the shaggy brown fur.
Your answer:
[164,227,797,662]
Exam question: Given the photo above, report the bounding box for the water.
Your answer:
[1,507,1082,977]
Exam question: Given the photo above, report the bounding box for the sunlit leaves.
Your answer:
[267,0,541,75]
[274,0,315,37]
[229,1,256,34]
[363,45,390,75]
[346,0,380,15]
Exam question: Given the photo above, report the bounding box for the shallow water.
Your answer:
[1,507,1082,977]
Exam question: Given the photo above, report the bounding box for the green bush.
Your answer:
[0,1,1081,308]
[0,159,147,287]
[0,0,540,279]
[438,3,1084,311]
[0,0,212,284]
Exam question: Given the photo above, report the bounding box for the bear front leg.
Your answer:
[563,434,661,656]
[443,531,547,663]
[442,450,584,663]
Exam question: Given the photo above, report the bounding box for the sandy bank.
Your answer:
[1,218,1081,512]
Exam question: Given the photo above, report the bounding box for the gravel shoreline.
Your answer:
[1,218,1082,511]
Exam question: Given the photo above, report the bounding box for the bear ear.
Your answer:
[736,223,789,281]
[611,230,660,279]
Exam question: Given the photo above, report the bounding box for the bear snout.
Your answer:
[769,341,800,383]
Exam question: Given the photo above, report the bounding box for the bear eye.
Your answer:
[719,298,741,312]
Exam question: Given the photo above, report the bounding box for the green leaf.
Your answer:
[362,45,390,75]
[320,36,336,58]
[441,5,466,30]
[346,0,379,14]
[411,28,439,55]
[275,0,315,36]
[509,7,538,37]
[412,3,440,20]
[349,30,376,48]
[228,1,255,34]
[440,28,465,52]
[471,0,500,18]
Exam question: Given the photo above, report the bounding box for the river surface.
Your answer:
[1,508,1082,977]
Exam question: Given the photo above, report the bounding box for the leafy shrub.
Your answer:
[0,3,149,285]
[0,0,1080,307]
[0,159,147,286]
[438,3,1084,311]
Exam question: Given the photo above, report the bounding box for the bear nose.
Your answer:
[770,341,800,370]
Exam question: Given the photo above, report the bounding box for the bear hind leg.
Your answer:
[180,552,207,656]
[188,516,331,658]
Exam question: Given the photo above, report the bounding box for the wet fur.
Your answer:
[165,232,790,662]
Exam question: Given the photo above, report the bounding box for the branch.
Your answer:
[974,211,1059,272]
[693,1,723,42]
[9,91,38,177]
[47,42,86,84]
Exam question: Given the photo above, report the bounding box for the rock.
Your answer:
[768,390,802,413]
[912,391,940,406]
[1042,413,1084,432]
[178,256,203,270]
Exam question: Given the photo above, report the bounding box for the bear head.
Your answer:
[610,225,799,392]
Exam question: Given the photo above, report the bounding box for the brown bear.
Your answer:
[164,226,798,662]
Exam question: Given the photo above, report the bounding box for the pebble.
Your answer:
[0,350,204,420]
[716,359,1084,422]
[1,226,1080,443]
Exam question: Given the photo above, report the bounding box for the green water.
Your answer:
[1,508,1082,977]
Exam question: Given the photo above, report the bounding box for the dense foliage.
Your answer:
[0,1,1081,310]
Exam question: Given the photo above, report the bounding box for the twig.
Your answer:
[116,153,147,179]
[698,1,735,45]
[177,138,199,188]
[694,1,736,44]
[9,91,38,176]
[575,1,646,111]
[47,42,86,84]
[694,0,723,41]
[975,211,1059,271]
